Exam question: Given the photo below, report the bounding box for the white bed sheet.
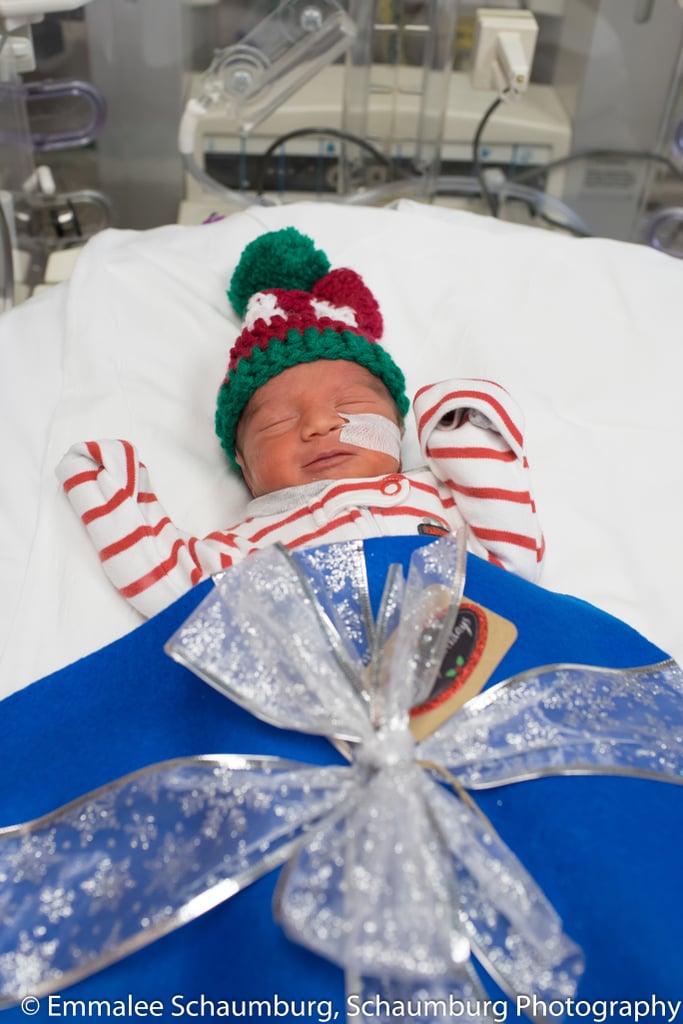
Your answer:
[1,199,681,699]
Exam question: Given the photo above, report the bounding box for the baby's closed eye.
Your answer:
[335,395,384,414]
[253,411,297,434]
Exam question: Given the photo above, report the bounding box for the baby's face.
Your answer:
[235,360,402,497]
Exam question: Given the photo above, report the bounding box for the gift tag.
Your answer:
[409,601,517,741]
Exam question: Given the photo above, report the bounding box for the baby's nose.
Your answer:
[301,406,344,437]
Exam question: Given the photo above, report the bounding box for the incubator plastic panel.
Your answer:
[0,4,109,307]
[1,0,683,308]
[547,0,683,247]
[173,0,683,244]
[178,0,574,220]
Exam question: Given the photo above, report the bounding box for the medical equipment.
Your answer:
[172,0,683,249]
[522,0,683,246]
[0,0,109,306]
[177,0,574,222]
[3,0,679,263]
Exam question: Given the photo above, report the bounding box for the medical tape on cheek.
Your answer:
[338,412,402,460]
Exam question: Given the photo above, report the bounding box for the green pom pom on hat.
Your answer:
[228,226,331,318]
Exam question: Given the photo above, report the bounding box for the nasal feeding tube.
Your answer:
[338,412,402,461]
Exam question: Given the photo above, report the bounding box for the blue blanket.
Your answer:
[1,538,680,1021]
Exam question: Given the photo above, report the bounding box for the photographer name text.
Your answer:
[19,992,682,1022]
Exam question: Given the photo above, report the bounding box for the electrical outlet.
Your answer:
[471,8,538,93]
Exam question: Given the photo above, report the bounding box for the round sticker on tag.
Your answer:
[412,602,488,714]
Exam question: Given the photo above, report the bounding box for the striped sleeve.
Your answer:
[413,379,545,581]
[56,439,245,617]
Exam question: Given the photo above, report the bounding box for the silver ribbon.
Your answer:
[1,535,682,1019]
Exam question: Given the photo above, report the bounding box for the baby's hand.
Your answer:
[438,408,494,431]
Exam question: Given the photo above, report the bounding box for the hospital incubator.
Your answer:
[2,0,683,309]
[1,11,683,1000]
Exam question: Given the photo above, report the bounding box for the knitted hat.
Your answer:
[215,227,410,470]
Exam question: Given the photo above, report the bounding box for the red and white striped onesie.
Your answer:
[57,379,545,618]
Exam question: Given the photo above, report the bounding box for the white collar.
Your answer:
[246,479,330,516]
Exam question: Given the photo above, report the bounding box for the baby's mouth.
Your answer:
[304,448,354,471]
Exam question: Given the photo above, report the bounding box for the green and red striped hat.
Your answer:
[215,227,410,470]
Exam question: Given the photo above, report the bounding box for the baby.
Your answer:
[57,227,545,618]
